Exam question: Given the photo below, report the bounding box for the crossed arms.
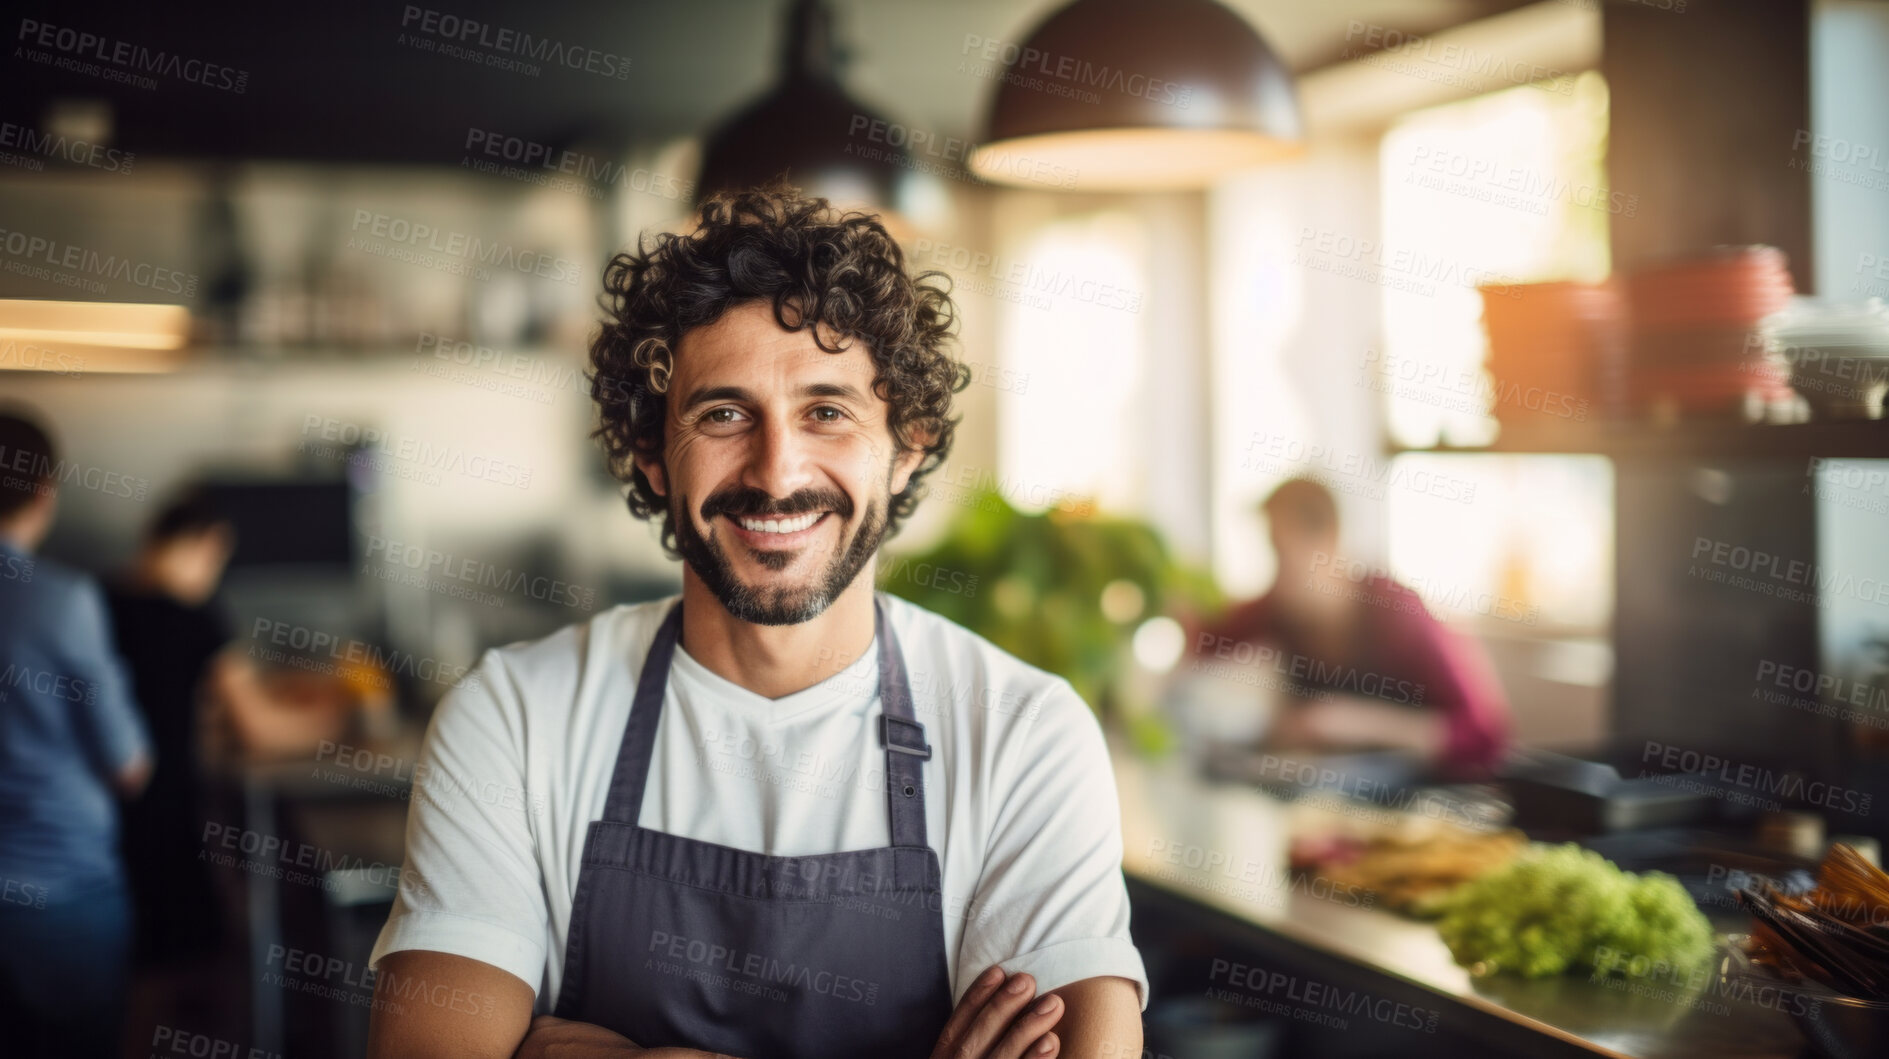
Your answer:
[365,949,1142,1059]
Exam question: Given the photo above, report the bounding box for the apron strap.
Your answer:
[874,593,931,850]
[601,598,683,824]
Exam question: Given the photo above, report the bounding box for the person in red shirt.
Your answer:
[1189,477,1510,778]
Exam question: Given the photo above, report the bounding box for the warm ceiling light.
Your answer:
[0,299,192,373]
[971,0,1304,191]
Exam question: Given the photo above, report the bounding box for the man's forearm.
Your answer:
[1045,976,1143,1058]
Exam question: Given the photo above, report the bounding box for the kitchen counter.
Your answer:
[1112,747,1812,1059]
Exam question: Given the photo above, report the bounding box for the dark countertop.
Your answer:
[1112,747,1812,1059]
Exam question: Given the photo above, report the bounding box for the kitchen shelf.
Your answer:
[1395,419,1889,463]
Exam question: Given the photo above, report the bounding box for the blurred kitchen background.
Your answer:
[6,1,1889,1057]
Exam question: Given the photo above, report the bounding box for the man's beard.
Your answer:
[671,482,889,626]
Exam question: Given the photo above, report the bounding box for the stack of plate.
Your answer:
[1623,246,1797,421]
[1760,298,1889,420]
[1479,281,1625,427]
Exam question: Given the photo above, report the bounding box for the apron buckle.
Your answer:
[879,715,932,760]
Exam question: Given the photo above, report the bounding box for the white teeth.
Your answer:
[737,512,822,534]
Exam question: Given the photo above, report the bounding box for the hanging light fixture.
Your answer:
[970,0,1303,191]
[694,0,911,210]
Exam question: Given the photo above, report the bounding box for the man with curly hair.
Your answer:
[368,186,1147,1059]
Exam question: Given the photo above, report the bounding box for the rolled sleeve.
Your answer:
[369,650,550,996]
[957,680,1150,1010]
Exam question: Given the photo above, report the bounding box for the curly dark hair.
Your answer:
[588,184,968,555]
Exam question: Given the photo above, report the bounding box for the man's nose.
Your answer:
[741,417,815,498]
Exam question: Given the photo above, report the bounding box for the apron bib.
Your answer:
[553,593,954,1058]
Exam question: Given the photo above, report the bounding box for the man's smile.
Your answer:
[720,510,834,548]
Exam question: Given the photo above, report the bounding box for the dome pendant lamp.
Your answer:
[970,0,1303,191]
[694,0,911,209]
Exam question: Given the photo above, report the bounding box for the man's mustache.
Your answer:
[700,486,854,521]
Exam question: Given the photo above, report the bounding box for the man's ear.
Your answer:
[632,449,668,497]
[888,425,936,497]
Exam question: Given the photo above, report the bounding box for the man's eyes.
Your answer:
[700,406,849,426]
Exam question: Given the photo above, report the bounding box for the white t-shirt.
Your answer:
[369,592,1149,1013]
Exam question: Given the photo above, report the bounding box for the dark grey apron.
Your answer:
[553,593,955,1058]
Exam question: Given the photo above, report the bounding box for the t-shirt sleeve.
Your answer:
[956,679,1150,1010]
[369,650,550,995]
[64,577,149,777]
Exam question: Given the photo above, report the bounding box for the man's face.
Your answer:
[635,301,925,626]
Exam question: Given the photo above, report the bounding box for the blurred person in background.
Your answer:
[106,488,246,1045]
[107,485,371,1035]
[0,407,151,1059]
[1188,476,1510,778]
[110,486,359,768]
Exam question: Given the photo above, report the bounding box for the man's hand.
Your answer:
[929,966,1063,1059]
